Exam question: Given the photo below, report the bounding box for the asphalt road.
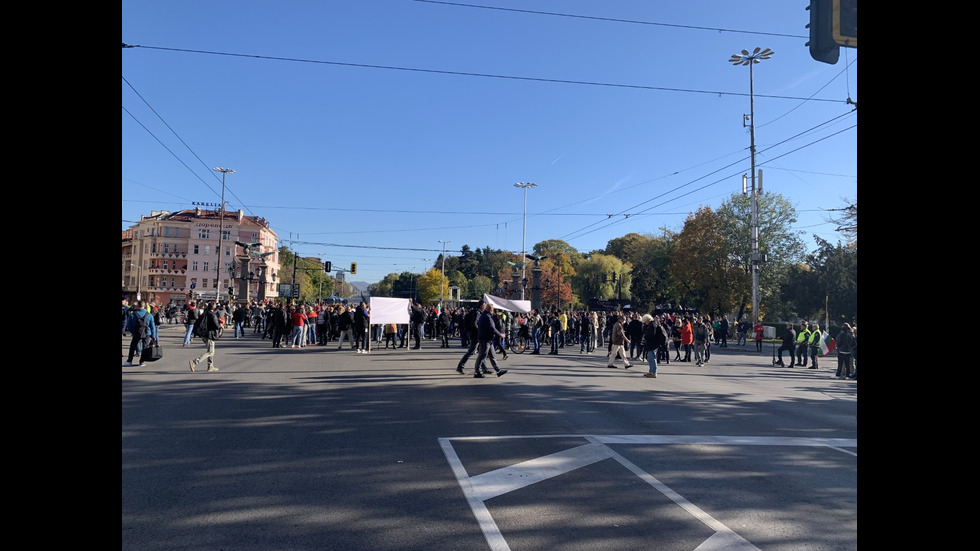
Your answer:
[122,324,857,551]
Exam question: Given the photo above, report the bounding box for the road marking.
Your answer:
[440,435,856,551]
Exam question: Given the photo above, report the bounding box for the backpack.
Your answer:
[135,312,149,340]
[193,313,209,339]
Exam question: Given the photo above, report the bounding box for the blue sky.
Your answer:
[122,1,858,285]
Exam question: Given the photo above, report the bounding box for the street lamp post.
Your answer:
[128,262,143,301]
[729,47,772,326]
[213,167,234,302]
[438,240,451,311]
[514,182,537,300]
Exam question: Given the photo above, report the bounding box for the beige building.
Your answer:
[122,208,281,306]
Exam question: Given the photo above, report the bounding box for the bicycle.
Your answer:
[509,326,530,354]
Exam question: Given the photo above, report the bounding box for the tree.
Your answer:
[607,230,679,313]
[776,236,856,324]
[669,207,744,316]
[416,268,445,305]
[470,274,493,299]
[716,192,807,320]
[825,197,857,247]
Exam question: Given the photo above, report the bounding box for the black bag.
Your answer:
[193,314,209,339]
[141,338,163,362]
[135,312,150,339]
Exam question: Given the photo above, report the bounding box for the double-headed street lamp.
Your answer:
[729,48,771,326]
[514,182,536,300]
[213,167,235,301]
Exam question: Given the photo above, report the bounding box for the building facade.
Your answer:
[122,208,281,306]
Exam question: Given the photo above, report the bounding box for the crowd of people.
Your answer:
[123,297,855,381]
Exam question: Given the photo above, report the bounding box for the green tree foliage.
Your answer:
[669,207,744,316]
[275,247,334,302]
[779,236,856,324]
[606,230,679,313]
[470,274,493,299]
[716,192,807,320]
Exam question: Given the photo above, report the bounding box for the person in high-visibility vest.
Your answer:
[807,323,822,370]
[795,322,811,367]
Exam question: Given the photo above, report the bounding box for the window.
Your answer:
[222,229,232,241]
[193,244,199,255]
[213,279,218,289]
[204,245,211,256]
[149,276,156,286]
[198,228,210,239]
[224,245,231,257]
[170,277,175,287]
[164,226,171,237]
[251,232,259,243]
[151,242,157,253]
[192,261,198,271]
[163,260,169,270]
[202,279,208,288]
[203,262,209,273]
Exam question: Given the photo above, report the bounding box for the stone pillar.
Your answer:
[531,267,542,311]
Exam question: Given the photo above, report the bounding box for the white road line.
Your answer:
[440,434,856,551]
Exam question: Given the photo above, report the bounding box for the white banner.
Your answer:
[369,297,411,325]
[482,293,532,313]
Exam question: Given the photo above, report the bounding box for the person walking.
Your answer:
[189,302,221,372]
[606,313,633,369]
[776,322,797,367]
[580,311,595,353]
[473,303,508,378]
[807,323,822,370]
[409,299,425,349]
[529,309,543,354]
[269,302,287,348]
[548,313,561,355]
[641,314,668,378]
[336,305,355,350]
[289,304,307,348]
[693,317,710,366]
[835,323,856,379]
[232,303,247,338]
[438,308,452,348]
[795,322,811,367]
[753,319,765,352]
[182,301,198,347]
[353,302,370,353]
[383,322,398,349]
[456,302,486,374]
[736,318,749,347]
[627,313,644,361]
[719,315,730,347]
[124,300,157,366]
[680,318,694,362]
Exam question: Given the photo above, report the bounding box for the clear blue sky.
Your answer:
[122,1,858,285]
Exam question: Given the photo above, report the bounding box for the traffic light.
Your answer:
[806,0,839,65]
[350,262,357,274]
[324,261,332,272]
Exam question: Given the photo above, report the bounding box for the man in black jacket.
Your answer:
[409,299,425,349]
[456,302,487,374]
[189,302,221,372]
[776,322,797,367]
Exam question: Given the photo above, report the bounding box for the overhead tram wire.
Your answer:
[121,44,844,105]
[123,75,258,218]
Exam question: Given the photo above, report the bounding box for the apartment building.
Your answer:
[122,207,281,306]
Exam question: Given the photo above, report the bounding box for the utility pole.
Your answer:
[729,48,772,325]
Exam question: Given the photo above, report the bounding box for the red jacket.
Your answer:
[680,322,693,345]
[291,311,306,326]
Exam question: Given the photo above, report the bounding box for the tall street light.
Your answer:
[438,240,451,311]
[514,182,536,300]
[729,47,772,326]
[213,167,234,302]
